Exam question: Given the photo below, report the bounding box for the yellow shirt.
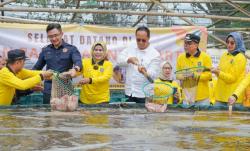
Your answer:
[0,67,42,105]
[232,72,250,104]
[80,58,113,104]
[215,52,246,103]
[154,78,182,104]
[176,51,212,101]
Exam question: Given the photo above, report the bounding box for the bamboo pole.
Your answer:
[1,7,250,22]
[206,5,249,28]
[151,0,226,45]
[0,18,49,24]
[132,3,155,27]
[208,28,250,31]
[0,16,52,24]
[1,17,250,33]
[71,0,81,22]
[208,39,250,48]
[224,0,250,17]
[151,0,194,25]
[81,0,250,4]
[0,0,15,7]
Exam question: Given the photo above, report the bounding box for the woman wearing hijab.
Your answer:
[154,61,182,105]
[145,61,182,112]
[211,32,246,108]
[79,42,113,104]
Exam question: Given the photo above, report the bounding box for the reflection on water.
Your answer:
[0,108,249,151]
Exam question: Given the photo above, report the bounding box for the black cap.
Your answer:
[7,49,27,61]
[185,34,200,43]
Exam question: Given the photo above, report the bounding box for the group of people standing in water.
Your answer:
[0,23,249,110]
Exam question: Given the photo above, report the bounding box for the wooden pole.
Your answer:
[1,0,4,16]
[207,5,249,28]
[151,0,194,25]
[152,0,226,45]
[71,0,81,22]
[0,16,52,24]
[0,7,250,22]
[208,27,250,31]
[224,0,250,17]
[132,3,155,27]
[81,0,250,4]
[0,0,15,7]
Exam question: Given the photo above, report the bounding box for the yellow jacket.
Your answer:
[154,78,182,104]
[242,84,250,107]
[80,58,113,104]
[176,51,212,101]
[215,52,246,103]
[232,72,250,103]
[0,67,42,105]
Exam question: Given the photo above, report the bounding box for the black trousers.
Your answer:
[125,95,145,103]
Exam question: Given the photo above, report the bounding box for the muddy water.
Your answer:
[0,108,249,151]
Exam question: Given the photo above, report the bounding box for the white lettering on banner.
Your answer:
[27,32,75,45]
[26,32,133,46]
[27,32,49,43]
[79,35,130,45]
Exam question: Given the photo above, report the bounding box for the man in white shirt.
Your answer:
[117,26,160,103]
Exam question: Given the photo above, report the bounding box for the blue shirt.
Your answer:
[33,41,82,94]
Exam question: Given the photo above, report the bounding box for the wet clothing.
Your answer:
[80,58,113,104]
[33,41,82,103]
[12,89,33,105]
[213,101,245,110]
[0,67,42,105]
[117,45,160,98]
[215,52,246,103]
[176,50,212,101]
[125,95,145,103]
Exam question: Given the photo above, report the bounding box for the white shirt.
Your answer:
[117,45,160,98]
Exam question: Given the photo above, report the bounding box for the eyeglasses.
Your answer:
[226,41,235,45]
[47,33,61,39]
[136,38,147,43]
[94,49,104,52]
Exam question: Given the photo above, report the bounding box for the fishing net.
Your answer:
[51,72,78,111]
[175,66,209,105]
[142,82,174,112]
